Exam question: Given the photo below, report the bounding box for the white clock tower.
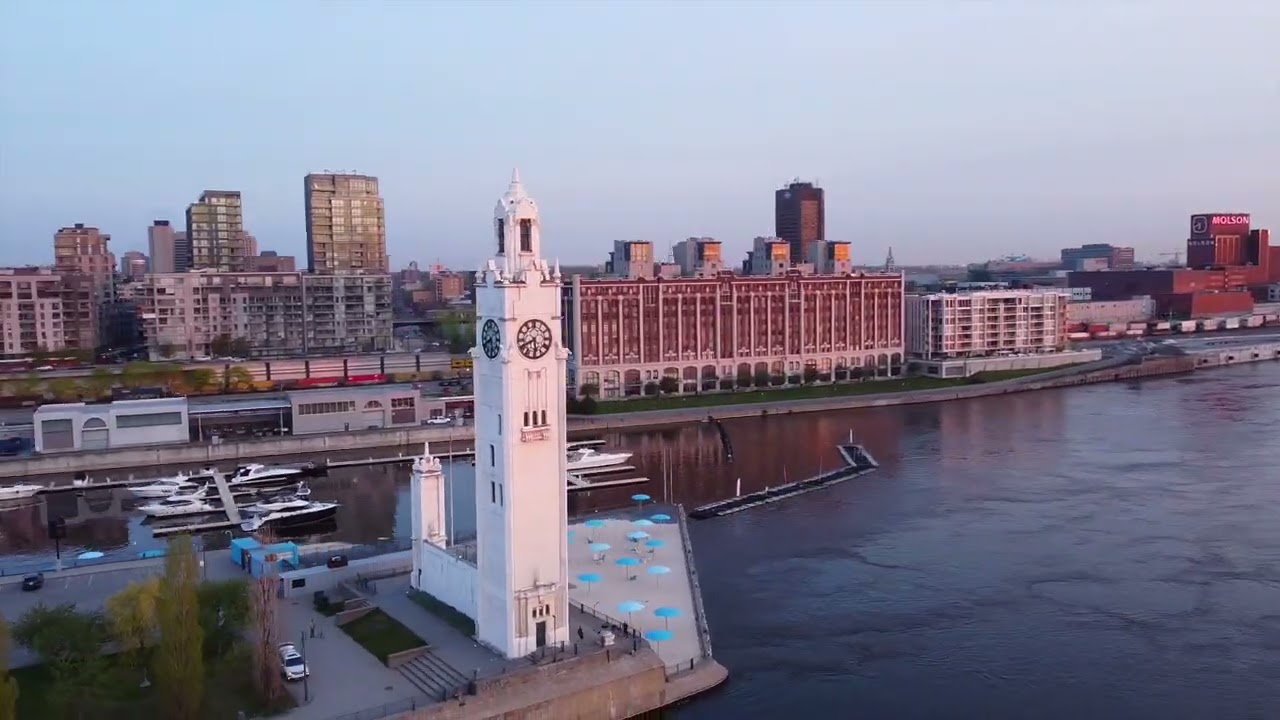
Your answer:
[470,170,570,658]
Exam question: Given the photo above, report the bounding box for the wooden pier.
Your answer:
[210,472,242,524]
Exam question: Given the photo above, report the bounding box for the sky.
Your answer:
[1,1,1277,269]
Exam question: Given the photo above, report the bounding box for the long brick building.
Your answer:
[562,271,904,398]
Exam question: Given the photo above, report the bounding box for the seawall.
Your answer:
[5,346,1277,479]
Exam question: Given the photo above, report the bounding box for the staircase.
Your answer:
[398,651,470,701]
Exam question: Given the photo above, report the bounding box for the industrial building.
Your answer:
[35,397,189,452]
[905,289,1079,377]
[563,271,905,398]
[288,385,422,435]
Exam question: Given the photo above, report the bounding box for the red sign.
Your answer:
[1211,215,1249,225]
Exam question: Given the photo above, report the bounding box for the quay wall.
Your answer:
[5,348,1276,479]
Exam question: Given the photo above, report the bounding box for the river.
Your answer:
[3,362,1279,717]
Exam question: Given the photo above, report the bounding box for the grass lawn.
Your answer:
[340,609,427,664]
[592,366,1071,414]
[409,589,476,637]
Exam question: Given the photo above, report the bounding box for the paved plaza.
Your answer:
[567,503,702,670]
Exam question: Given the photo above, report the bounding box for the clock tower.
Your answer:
[470,170,570,658]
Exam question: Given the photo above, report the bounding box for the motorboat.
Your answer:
[227,463,304,484]
[164,483,213,501]
[566,448,632,472]
[240,501,339,532]
[130,476,203,499]
[138,496,220,518]
[0,483,44,501]
[247,494,313,513]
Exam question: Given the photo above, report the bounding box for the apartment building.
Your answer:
[133,271,392,359]
[606,240,654,279]
[245,251,297,272]
[54,224,115,294]
[905,289,1071,361]
[0,268,97,355]
[186,190,249,271]
[672,237,725,278]
[121,251,148,280]
[148,220,177,273]
[805,241,854,276]
[744,237,794,277]
[304,173,388,274]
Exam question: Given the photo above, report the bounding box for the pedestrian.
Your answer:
[577,626,584,641]
[309,619,316,639]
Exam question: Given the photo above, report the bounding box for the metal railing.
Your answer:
[676,503,714,659]
[325,695,436,720]
[296,538,411,568]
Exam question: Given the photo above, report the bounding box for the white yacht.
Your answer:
[0,483,44,501]
[241,501,339,532]
[227,463,304,484]
[247,495,313,513]
[131,477,201,499]
[566,448,632,472]
[138,496,219,518]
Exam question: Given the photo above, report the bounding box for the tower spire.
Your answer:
[510,167,521,189]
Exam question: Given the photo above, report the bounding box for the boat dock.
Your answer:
[323,438,608,469]
[211,472,242,524]
[567,475,649,491]
[688,443,880,520]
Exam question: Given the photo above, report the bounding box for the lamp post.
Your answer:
[299,631,310,702]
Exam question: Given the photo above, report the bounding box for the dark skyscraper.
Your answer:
[775,180,825,265]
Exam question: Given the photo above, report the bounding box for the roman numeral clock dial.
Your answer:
[481,319,502,360]
[516,320,552,360]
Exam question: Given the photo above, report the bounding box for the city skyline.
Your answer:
[1,2,1276,268]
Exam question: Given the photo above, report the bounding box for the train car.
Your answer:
[1147,321,1172,335]
[1067,332,1092,341]
[344,374,387,386]
[291,376,343,390]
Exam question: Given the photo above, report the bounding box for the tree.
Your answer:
[229,337,252,358]
[12,603,107,718]
[197,579,250,659]
[46,378,80,402]
[578,382,599,400]
[155,536,204,720]
[85,367,116,399]
[209,334,233,358]
[719,378,735,391]
[658,376,679,395]
[120,361,156,389]
[802,366,820,385]
[185,368,216,393]
[753,368,771,388]
[248,530,287,708]
[643,381,659,396]
[223,366,253,392]
[0,612,18,720]
[29,346,50,364]
[104,578,161,667]
[15,373,42,398]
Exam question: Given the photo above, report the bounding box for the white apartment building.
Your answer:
[906,289,1071,360]
[132,270,392,360]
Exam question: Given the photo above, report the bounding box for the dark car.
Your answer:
[21,573,43,591]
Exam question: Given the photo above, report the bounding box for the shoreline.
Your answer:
[3,346,1278,479]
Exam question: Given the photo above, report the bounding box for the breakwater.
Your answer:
[5,344,1277,479]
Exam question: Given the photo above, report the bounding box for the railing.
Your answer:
[664,657,700,676]
[296,538,411,568]
[325,695,436,720]
[675,503,714,659]
[572,599,637,638]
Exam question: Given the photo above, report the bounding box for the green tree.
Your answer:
[210,334,233,357]
[12,604,107,718]
[229,337,252,358]
[104,578,161,667]
[643,381,659,396]
[578,382,599,399]
[802,366,820,384]
[223,365,253,392]
[46,378,80,402]
[658,376,680,395]
[0,612,19,720]
[197,579,250,659]
[15,373,42,398]
[85,367,116,398]
[120,361,156,389]
[185,368,216,392]
[28,346,50,364]
[155,537,204,720]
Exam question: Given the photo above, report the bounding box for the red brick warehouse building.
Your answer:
[562,272,905,398]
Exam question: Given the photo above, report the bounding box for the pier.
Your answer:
[689,442,880,519]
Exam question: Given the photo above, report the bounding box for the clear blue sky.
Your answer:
[1,1,1276,268]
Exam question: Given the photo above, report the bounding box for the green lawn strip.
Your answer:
[340,609,427,664]
[592,366,1071,414]
[409,589,476,637]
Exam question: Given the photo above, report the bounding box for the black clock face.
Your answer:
[516,319,552,360]
[481,319,501,359]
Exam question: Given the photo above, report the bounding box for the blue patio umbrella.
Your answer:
[645,539,666,549]
[585,519,606,529]
[631,493,651,509]
[589,542,611,553]
[653,606,682,629]
[577,572,602,591]
[615,556,641,578]
[632,519,655,527]
[647,564,671,586]
[627,530,650,541]
[644,628,674,646]
[618,600,646,624]
[650,513,672,522]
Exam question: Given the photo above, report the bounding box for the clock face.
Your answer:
[481,319,501,359]
[516,319,552,360]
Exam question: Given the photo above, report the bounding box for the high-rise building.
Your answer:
[121,251,148,280]
[905,289,1070,361]
[54,223,115,292]
[775,180,825,266]
[245,251,296,273]
[173,231,189,272]
[185,190,249,271]
[672,237,725,277]
[244,233,258,258]
[744,236,793,276]
[304,173,388,274]
[605,241,654,279]
[148,220,177,273]
[0,267,98,354]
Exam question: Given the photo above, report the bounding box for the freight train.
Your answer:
[0,351,470,382]
[1067,313,1280,341]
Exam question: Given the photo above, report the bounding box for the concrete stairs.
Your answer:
[398,651,470,701]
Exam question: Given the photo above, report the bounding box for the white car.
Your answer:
[278,642,309,681]
[426,416,452,426]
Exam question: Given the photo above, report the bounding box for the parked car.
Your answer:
[278,642,309,681]
[425,416,452,426]
[21,573,43,591]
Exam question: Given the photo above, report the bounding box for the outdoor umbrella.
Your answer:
[644,538,666,550]
[632,519,655,527]
[653,606,682,629]
[627,530,650,541]
[650,513,672,522]
[618,600,645,625]
[615,556,641,578]
[577,572,602,592]
[585,519,606,529]
[647,564,671,586]
[631,493,651,509]
[589,542,611,553]
[644,628,673,648]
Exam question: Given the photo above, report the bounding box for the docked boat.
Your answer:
[567,448,632,472]
[247,494,313,513]
[138,496,220,518]
[227,463,305,484]
[0,483,45,501]
[130,476,205,499]
[240,501,339,532]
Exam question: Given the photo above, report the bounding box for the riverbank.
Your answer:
[4,345,1277,479]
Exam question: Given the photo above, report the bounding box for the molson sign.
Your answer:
[1191,213,1250,238]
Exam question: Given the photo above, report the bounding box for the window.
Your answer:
[519,219,533,252]
[116,411,183,428]
[489,444,495,467]
[490,481,496,504]
[495,219,505,253]
[391,397,415,409]
[498,414,502,435]
[498,483,503,506]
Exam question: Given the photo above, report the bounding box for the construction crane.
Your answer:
[1157,251,1182,266]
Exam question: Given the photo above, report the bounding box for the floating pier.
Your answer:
[323,438,607,469]
[567,475,649,491]
[688,443,880,520]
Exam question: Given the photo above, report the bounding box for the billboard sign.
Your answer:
[1192,213,1250,238]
